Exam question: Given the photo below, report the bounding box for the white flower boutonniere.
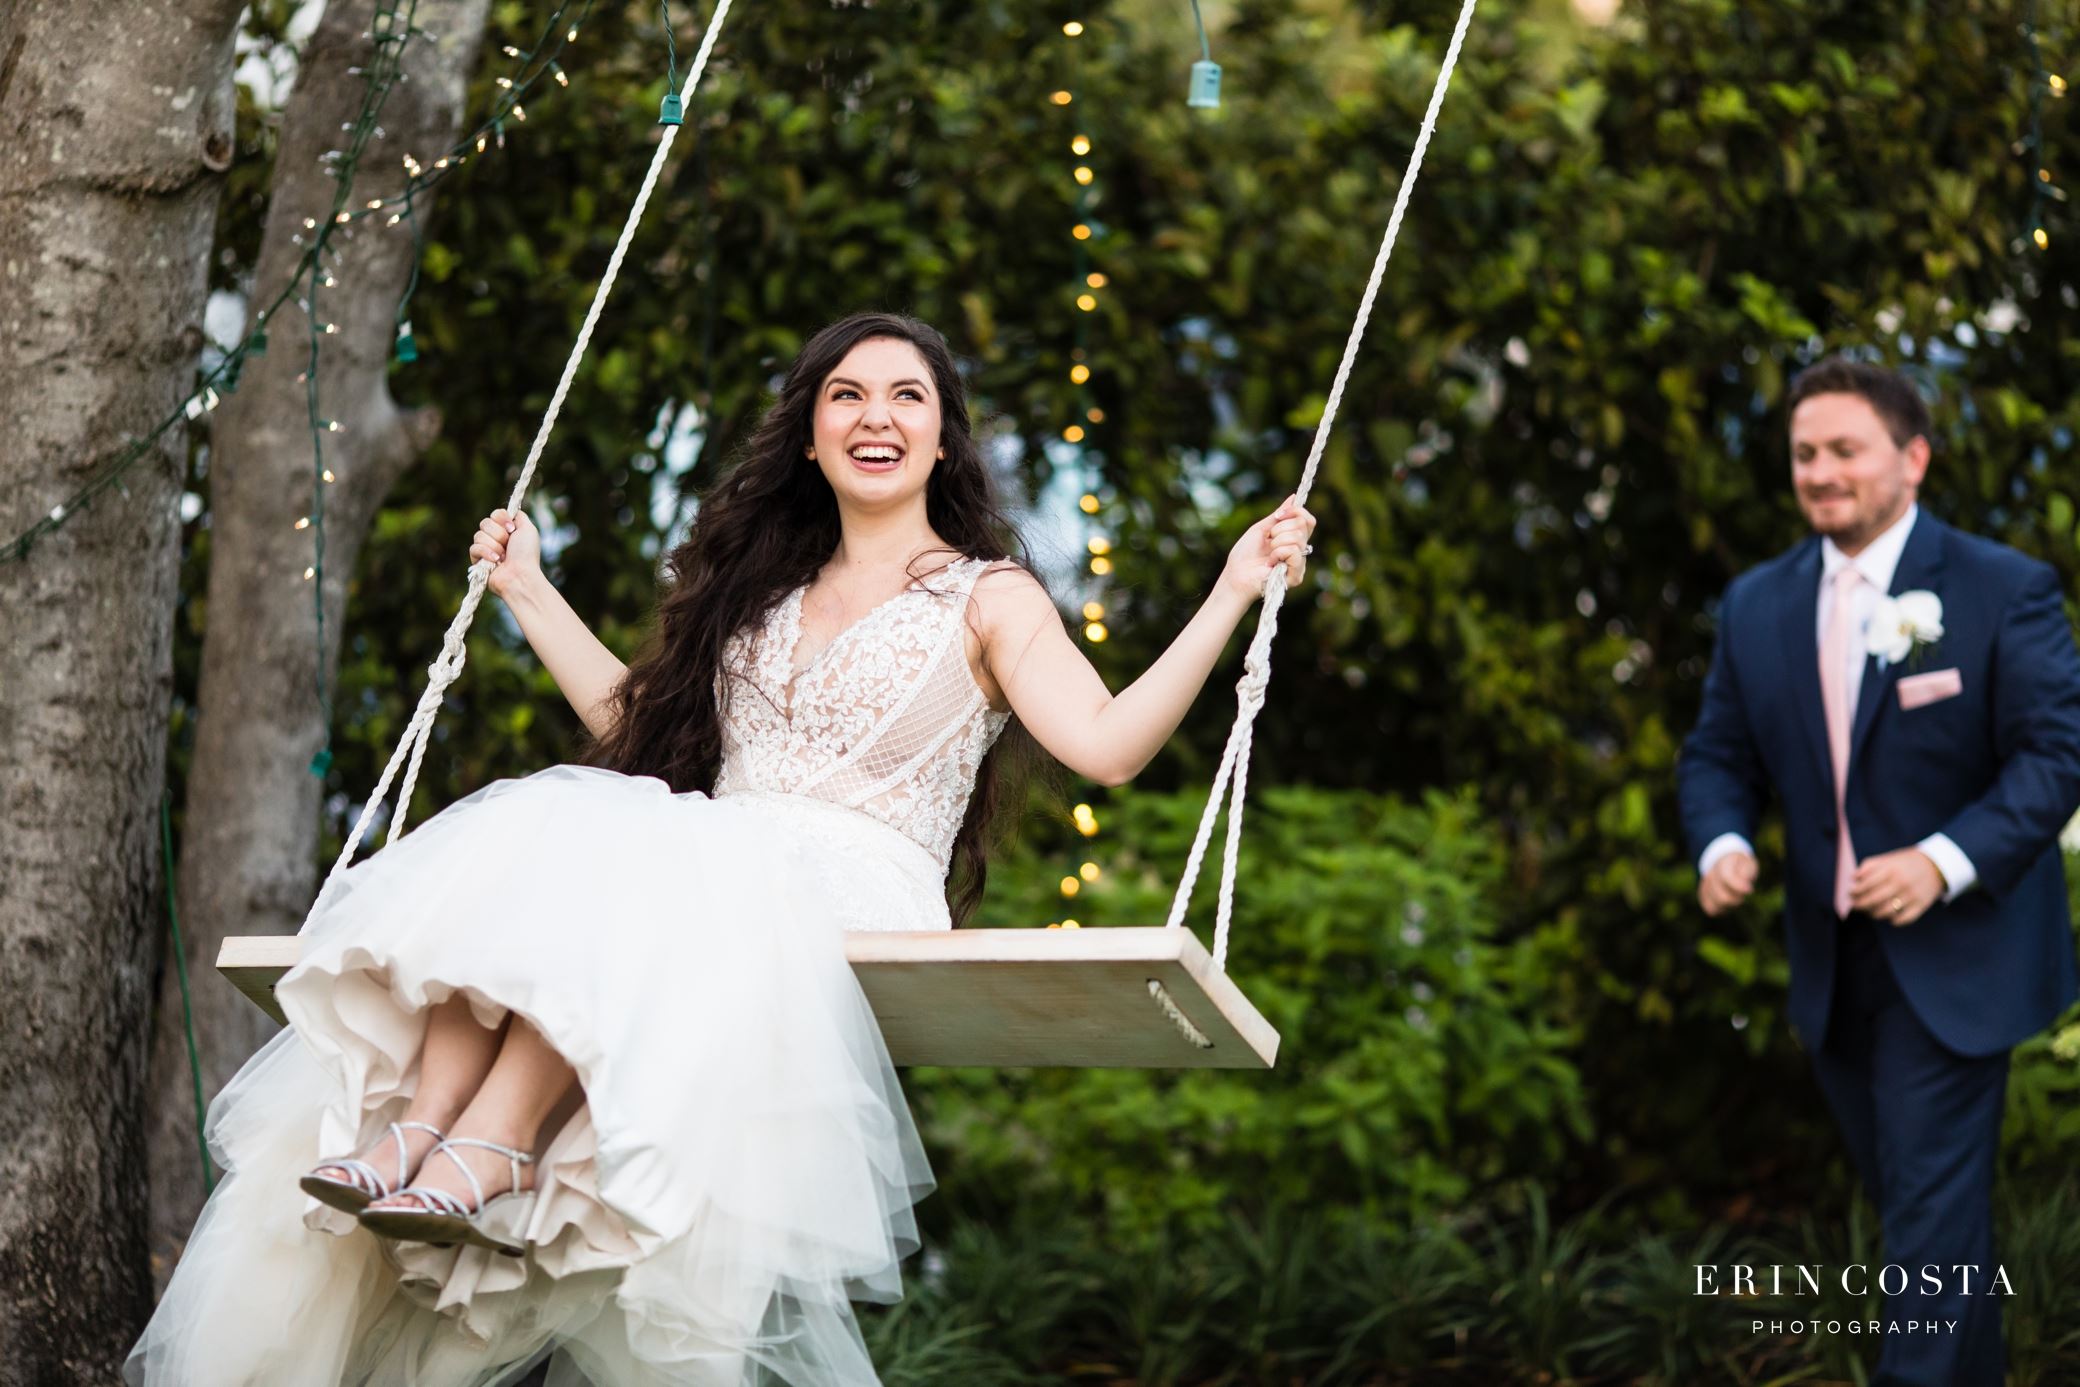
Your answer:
[1866,589,1944,668]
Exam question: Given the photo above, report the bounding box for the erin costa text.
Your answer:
[1694,1265,2015,1297]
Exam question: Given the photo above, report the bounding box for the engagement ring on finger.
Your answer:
[1889,896,1903,914]
[1302,544,1313,555]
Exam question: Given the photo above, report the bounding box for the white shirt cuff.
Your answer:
[1916,833,1978,900]
[1698,833,1755,878]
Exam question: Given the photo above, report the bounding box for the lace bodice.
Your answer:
[713,554,1014,873]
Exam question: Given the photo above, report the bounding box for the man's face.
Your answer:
[1789,392,1929,555]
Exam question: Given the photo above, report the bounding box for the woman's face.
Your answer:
[807,337,943,512]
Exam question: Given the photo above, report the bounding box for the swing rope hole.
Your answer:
[1146,978,1215,1049]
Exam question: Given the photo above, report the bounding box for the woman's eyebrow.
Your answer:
[826,376,931,393]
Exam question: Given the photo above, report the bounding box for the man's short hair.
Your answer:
[1786,357,1933,448]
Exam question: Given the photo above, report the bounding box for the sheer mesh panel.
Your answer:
[713,556,1014,872]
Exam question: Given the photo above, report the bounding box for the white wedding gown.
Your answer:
[126,554,1013,1387]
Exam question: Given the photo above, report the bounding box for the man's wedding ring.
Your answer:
[1888,896,1903,915]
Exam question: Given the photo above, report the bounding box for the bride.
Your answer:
[126,310,1315,1386]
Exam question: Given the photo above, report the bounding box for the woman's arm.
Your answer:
[471,509,628,740]
[977,496,1316,786]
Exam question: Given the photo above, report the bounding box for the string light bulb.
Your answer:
[1063,20,1084,36]
[2052,74,2068,95]
[1078,492,1100,513]
[2035,227,2051,249]
[1071,135,1090,155]
[1076,293,1097,311]
[1086,272,1108,287]
[1060,876,1081,897]
[1084,621,1109,642]
[1063,425,1086,442]
[1051,90,1073,105]
[294,516,311,530]
[1082,601,1105,620]
[1079,861,1101,882]
[1091,555,1113,575]
[1073,166,1094,185]
[1088,536,1112,555]
[1073,223,1092,240]
[1070,364,1091,384]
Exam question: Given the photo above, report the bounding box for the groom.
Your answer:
[1677,357,2080,1385]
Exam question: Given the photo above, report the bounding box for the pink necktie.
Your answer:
[1820,565,1864,916]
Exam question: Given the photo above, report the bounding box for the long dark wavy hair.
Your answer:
[588,311,1049,926]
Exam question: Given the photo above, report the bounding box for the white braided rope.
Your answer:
[311,1,736,912]
[1164,0,1478,973]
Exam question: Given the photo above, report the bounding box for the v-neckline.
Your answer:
[777,556,972,704]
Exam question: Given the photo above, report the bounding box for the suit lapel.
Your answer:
[1778,540,1834,797]
[1847,511,1947,770]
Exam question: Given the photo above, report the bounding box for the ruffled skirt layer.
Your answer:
[125,766,948,1387]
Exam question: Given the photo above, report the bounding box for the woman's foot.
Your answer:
[359,1129,541,1256]
[300,1118,447,1213]
[365,1125,538,1215]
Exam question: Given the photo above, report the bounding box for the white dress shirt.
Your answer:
[1699,503,1978,900]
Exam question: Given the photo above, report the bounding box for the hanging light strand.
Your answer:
[0,0,599,569]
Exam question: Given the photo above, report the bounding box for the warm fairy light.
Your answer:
[303,566,316,580]
[1060,876,1081,897]
[554,69,570,87]
[497,76,515,89]
[1061,918,1081,928]
[303,217,318,229]
[477,135,489,152]
[1084,621,1109,642]
[1072,803,1100,835]
[322,469,336,484]
[294,516,311,530]
[1072,223,1092,241]
[1063,425,1086,443]
[1087,407,1105,423]
[1087,536,1112,556]
[1078,492,1100,513]
[1080,861,1101,882]
[2042,168,2054,182]
[2052,74,2068,95]
[1076,293,1097,311]
[1074,166,1094,185]
[1090,555,1113,575]
[512,104,526,121]
[335,212,352,224]
[1086,272,1108,288]
[1051,90,1073,105]
[1082,601,1105,620]
[2035,227,2051,249]
[367,198,384,209]
[1070,364,1091,384]
[1071,135,1091,155]
[1063,20,1084,36]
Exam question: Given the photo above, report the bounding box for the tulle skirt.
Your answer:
[125,766,950,1387]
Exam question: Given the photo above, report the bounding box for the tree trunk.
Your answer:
[0,1,243,1378]
[144,0,491,1284]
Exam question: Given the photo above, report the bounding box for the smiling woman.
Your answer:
[139,311,1314,1387]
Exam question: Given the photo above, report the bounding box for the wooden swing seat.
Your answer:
[217,927,1279,1069]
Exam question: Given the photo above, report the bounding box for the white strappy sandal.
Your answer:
[355,1136,538,1257]
[299,1120,447,1216]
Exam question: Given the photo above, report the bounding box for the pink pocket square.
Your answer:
[1897,668,1963,710]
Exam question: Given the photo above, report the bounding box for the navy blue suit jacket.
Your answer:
[1677,512,2080,1057]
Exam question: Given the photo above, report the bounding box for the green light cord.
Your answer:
[161,791,216,1193]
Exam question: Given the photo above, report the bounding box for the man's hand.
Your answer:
[1699,850,1759,916]
[1849,848,1947,926]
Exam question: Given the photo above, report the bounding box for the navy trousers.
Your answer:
[1810,914,2010,1387]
